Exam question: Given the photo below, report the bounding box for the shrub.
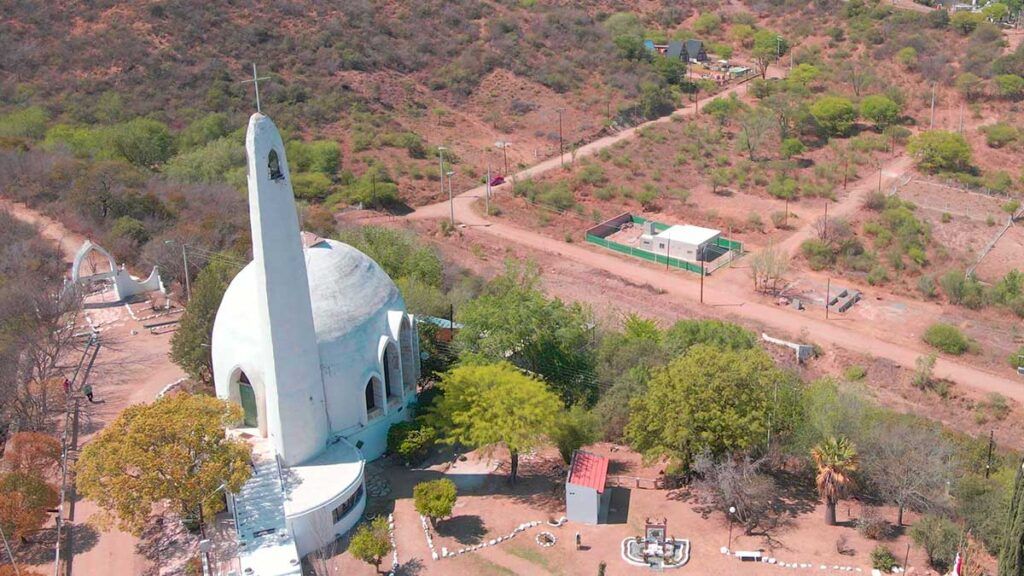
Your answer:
[386,420,438,464]
[910,515,959,571]
[780,138,806,159]
[907,131,972,173]
[801,239,834,270]
[923,323,971,355]
[867,266,888,286]
[917,275,936,298]
[0,106,49,140]
[843,365,867,381]
[291,172,333,201]
[1011,346,1024,369]
[413,478,457,525]
[857,506,891,540]
[981,123,1019,149]
[860,95,901,129]
[810,96,857,138]
[870,545,898,572]
[994,74,1024,100]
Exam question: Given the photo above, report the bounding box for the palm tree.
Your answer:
[812,436,859,526]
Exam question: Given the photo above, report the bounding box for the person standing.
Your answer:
[62,378,71,396]
[83,384,94,403]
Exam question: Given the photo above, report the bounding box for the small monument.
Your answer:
[70,240,165,302]
[621,517,690,569]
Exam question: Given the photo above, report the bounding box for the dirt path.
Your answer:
[0,198,85,261]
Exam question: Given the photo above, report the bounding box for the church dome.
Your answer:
[213,238,404,353]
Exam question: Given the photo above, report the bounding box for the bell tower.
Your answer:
[245,113,328,466]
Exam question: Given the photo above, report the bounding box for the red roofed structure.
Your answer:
[565,450,611,524]
[568,450,609,493]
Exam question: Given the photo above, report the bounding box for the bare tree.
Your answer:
[693,452,783,537]
[738,109,778,162]
[861,419,955,526]
[750,243,789,295]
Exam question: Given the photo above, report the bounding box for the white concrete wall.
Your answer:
[565,484,599,525]
[288,479,366,558]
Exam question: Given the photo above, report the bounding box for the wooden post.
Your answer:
[825,277,831,320]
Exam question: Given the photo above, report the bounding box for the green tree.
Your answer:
[788,63,821,89]
[910,515,960,572]
[951,11,985,34]
[693,12,722,34]
[177,113,232,151]
[110,216,149,246]
[550,404,599,463]
[1001,458,1024,576]
[413,479,457,526]
[170,258,241,384]
[76,394,252,535]
[433,362,561,483]
[896,47,918,70]
[907,131,972,173]
[0,106,49,140]
[995,74,1024,100]
[454,261,595,406]
[955,72,985,101]
[663,319,755,357]
[923,323,972,355]
[111,118,174,167]
[625,345,798,466]
[752,30,787,79]
[812,436,859,526]
[349,516,392,573]
[0,472,58,542]
[287,140,342,176]
[859,95,901,130]
[781,137,806,159]
[638,82,676,120]
[983,2,1010,21]
[165,137,246,185]
[810,96,857,138]
[336,226,443,289]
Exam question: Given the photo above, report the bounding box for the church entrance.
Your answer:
[238,372,258,428]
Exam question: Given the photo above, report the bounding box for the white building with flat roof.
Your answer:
[212,112,419,572]
[639,223,721,263]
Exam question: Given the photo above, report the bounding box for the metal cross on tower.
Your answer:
[241,63,271,113]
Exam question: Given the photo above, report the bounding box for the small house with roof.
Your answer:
[662,39,708,63]
[565,450,611,525]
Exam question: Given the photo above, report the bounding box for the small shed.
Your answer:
[639,224,721,263]
[565,450,610,525]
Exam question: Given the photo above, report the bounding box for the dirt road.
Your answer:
[0,198,85,261]
[405,78,1024,405]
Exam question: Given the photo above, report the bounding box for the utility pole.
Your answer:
[985,430,994,478]
[843,157,849,190]
[437,146,447,204]
[485,161,492,217]
[556,108,565,168]
[878,167,883,193]
[495,141,510,175]
[446,170,455,228]
[181,243,191,302]
[826,277,831,320]
[824,200,829,240]
[700,259,705,304]
[930,84,936,129]
[958,101,965,134]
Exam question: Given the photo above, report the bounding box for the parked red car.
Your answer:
[489,175,505,186]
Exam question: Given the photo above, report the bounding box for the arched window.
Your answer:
[364,379,377,412]
[268,149,283,180]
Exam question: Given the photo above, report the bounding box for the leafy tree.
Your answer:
[550,404,599,464]
[703,94,747,125]
[812,436,859,526]
[454,261,595,406]
[165,137,246,185]
[982,2,1010,21]
[387,420,438,465]
[76,394,252,535]
[954,471,1013,555]
[433,362,560,483]
[951,11,985,34]
[287,140,341,176]
[336,226,443,289]
[177,113,232,151]
[982,123,1020,148]
[637,82,676,120]
[1001,458,1024,576]
[923,323,972,355]
[693,12,722,34]
[292,172,333,201]
[810,96,857,138]
[955,72,985,101]
[0,106,49,140]
[896,47,918,70]
[662,320,755,357]
[349,516,392,573]
[907,131,972,173]
[593,315,666,440]
[859,95,901,130]
[111,216,149,246]
[861,418,954,525]
[788,63,821,89]
[2,431,61,475]
[995,74,1024,100]
[170,258,241,384]
[0,472,58,542]
[752,30,787,79]
[413,479,457,526]
[652,57,689,87]
[111,118,174,167]
[336,166,400,207]
[626,345,798,466]
[910,515,960,572]
[605,13,646,60]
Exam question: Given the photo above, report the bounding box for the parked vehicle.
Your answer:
[489,175,505,186]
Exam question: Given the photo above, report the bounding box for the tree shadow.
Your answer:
[768,468,819,518]
[395,557,425,575]
[135,514,197,570]
[435,515,486,545]
[13,523,100,565]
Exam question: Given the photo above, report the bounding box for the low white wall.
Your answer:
[289,479,367,558]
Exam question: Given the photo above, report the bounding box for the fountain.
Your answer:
[621,518,690,569]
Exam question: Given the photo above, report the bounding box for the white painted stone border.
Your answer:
[386,513,399,576]
[420,515,549,560]
[719,547,898,573]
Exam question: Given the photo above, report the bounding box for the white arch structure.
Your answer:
[71,240,165,301]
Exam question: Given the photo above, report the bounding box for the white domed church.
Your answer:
[212,112,419,573]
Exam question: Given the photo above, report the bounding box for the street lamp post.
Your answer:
[446,170,456,228]
[556,108,565,167]
[495,141,510,176]
[437,146,447,203]
[727,506,737,551]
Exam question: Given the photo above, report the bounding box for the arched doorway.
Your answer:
[365,376,384,422]
[238,372,258,428]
